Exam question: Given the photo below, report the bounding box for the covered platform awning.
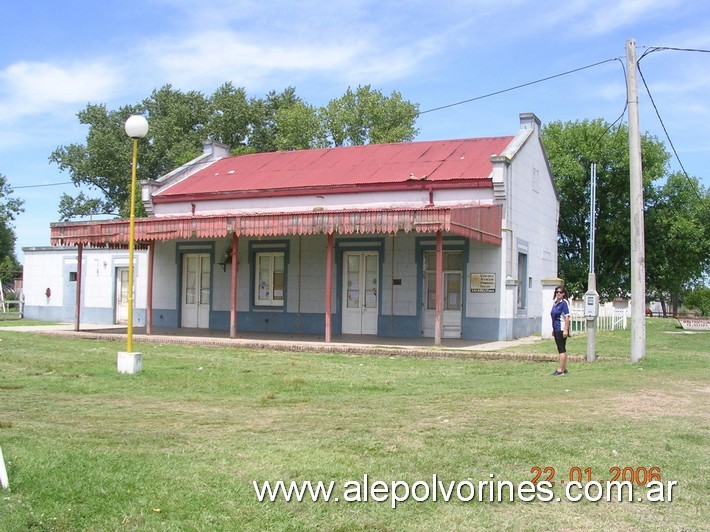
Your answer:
[50,204,503,247]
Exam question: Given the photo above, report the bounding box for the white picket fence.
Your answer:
[0,291,23,319]
[570,302,628,333]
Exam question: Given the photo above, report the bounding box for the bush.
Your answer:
[684,288,710,316]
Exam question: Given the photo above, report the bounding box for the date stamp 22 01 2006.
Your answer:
[531,466,664,486]
[530,466,677,502]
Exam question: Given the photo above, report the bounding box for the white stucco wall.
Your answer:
[22,246,148,323]
[152,242,179,311]
[466,243,502,318]
[506,126,559,328]
[152,188,496,218]
[381,233,418,317]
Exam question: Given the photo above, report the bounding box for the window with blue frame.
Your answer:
[254,251,285,307]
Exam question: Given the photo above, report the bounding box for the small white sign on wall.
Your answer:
[470,273,496,293]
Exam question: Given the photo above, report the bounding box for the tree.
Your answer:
[52,85,420,220]
[322,85,419,146]
[51,103,145,219]
[0,173,25,286]
[273,101,327,151]
[248,87,305,153]
[542,119,670,299]
[646,173,710,315]
[51,86,212,219]
[140,85,211,181]
[684,287,710,316]
[205,82,251,152]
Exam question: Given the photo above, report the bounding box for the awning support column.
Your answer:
[435,230,443,346]
[74,243,83,332]
[146,242,154,335]
[230,233,239,339]
[325,232,334,342]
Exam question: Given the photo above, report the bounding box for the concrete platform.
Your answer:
[1,323,569,362]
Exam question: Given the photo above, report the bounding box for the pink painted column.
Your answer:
[435,230,443,345]
[325,232,334,342]
[146,242,154,335]
[230,233,239,339]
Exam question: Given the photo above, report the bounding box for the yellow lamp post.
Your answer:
[118,115,148,373]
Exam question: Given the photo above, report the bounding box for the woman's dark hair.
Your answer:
[553,285,567,299]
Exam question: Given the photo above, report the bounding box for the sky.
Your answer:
[1,0,709,263]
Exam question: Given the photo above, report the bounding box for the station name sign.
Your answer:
[470,273,496,293]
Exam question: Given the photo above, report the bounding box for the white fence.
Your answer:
[0,292,24,319]
[570,304,628,333]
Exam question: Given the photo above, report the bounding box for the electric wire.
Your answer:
[636,63,699,198]
[588,57,628,150]
[12,49,708,191]
[636,46,707,198]
[13,181,74,189]
[18,57,624,191]
[418,58,620,115]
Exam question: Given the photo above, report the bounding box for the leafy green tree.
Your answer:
[248,87,303,153]
[52,84,420,220]
[0,174,24,286]
[323,85,419,146]
[51,86,210,219]
[274,101,327,151]
[646,173,710,314]
[51,103,145,219]
[684,287,710,316]
[542,119,669,299]
[140,85,211,180]
[205,82,251,152]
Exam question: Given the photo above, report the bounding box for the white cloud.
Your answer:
[139,20,448,91]
[517,0,684,37]
[0,61,120,121]
[585,0,682,34]
[141,30,363,87]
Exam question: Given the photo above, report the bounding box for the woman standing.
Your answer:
[551,285,571,376]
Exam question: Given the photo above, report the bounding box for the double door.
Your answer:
[422,251,463,338]
[182,254,210,328]
[342,252,378,335]
[115,267,129,324]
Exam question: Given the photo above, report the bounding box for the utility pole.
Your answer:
[586,163,598,362]
[626,38,646,362]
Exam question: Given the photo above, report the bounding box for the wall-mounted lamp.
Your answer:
[218,245,234,272]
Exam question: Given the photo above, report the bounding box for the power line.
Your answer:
[640,46,710,57]
[636,46,708,198]
[13,181,73,189]
[418,57,621,115]
[588,58,628,149]
[11,50,707,191]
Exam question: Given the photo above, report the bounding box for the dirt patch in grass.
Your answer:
[585,381,709,420]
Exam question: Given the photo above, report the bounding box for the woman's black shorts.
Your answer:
[553,330,567,353]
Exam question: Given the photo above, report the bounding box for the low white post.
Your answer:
[117,352,142,374]
[0,446,9,489]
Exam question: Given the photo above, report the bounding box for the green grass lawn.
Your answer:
[0,319,707,531]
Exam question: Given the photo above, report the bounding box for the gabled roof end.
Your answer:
[519,112,541,134]
[203,141,231,157]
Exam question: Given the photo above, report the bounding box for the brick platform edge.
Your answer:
[29,329,584,363]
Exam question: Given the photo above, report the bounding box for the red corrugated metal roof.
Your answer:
[155,137,513,202]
